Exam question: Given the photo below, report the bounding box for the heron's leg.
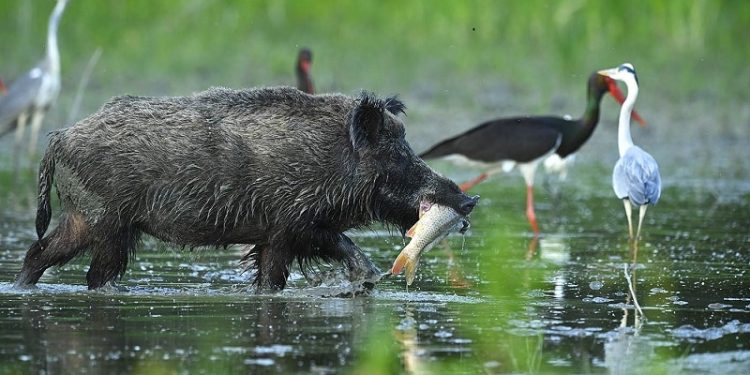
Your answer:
[28,108,45,163]
[636,205,648,240]
[12,111,29,179]
[459,173,488,192]
[623,199,633,240]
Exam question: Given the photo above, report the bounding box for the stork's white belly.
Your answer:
[441,154,516,174]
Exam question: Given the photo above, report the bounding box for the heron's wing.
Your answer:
[612,147,661,205]
[0,64,45,133]
[612,159,630,199]
[642,159,662,205]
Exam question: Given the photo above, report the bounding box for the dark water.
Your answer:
[1,172,749,374]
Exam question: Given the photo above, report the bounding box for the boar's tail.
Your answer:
[35,144,56,240]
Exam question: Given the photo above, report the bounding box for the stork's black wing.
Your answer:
[419,116,569,163]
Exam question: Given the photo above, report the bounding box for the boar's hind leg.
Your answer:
[15,213,91,288]
[86,226,140,290]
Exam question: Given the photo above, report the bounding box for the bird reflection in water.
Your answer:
[605,241,654,374]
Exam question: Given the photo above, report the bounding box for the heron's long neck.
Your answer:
[46,0,66,74]
[617,81,638,157]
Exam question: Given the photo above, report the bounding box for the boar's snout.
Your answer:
[458,194,480,216]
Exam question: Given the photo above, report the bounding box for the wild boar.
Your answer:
[15,87,478,291]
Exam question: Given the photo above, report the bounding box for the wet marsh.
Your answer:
[1,177,748,373]
[1,1,749,374]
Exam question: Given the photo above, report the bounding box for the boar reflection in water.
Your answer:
[14,87,478,292]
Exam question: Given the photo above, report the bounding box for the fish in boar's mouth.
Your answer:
[390,201,469,285]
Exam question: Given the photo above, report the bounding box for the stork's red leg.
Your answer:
[526,235,540,260]
[526,185,540,234]
[459,173,488,192]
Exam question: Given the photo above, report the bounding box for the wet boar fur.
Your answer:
[16,86,475,291]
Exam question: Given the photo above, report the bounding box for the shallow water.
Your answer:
[1,172,748,374]
[1,0,749,372]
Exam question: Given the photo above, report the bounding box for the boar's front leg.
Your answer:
[326,234,382,288]
[249,232,381,292]
[251,243,291,292]
[86,225,141,290]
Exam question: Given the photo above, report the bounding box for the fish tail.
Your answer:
[404,258,419,286]
[391,252,411,276]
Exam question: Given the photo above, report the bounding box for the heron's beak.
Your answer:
[598,68,617,77]
[604,77,647,126]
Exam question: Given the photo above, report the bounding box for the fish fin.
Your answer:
[391,252,411,275]
[406,225,416,238]
[405,221,420,238]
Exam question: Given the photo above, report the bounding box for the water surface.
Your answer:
[1,175,748,374]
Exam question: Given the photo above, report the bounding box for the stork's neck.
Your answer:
[296,68,314,94]
[617,80,638,157]
[581,86,603,128]
[46,0,66,75]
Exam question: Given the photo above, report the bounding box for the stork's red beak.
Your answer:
[605,78,646,126]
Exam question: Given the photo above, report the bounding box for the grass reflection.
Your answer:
[466,212,551,374]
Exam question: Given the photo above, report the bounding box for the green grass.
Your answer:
[2,1,748,166]
[1,1,747,101]
[2,1,747,173]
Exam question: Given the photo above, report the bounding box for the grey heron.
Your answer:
[598,63,661,240]
[296,48,314,94]
[0,0,69,168]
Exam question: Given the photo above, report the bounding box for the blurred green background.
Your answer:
[2,0,748,123]
[2,0,748,177]
[1,1,749,374]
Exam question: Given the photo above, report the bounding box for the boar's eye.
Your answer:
[388,143,412,167]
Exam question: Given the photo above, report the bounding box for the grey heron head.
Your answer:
[592,67,646,126]
[597,63,639,85]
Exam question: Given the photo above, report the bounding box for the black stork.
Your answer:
[295,48,314,94]
[419,71,645,234]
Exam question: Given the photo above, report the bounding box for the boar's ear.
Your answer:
[384,95,406,116]
[350,91,384,149]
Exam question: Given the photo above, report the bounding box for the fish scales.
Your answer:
[390,203,466,286]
